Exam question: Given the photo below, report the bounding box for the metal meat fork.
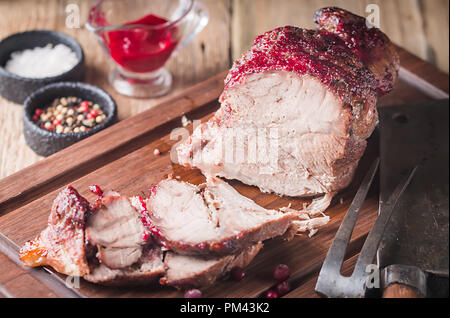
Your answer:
[315,158,417,298]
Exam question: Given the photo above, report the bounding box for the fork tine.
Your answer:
[321,159,379,270]
[315,158,380,294]
[353,166,418,275]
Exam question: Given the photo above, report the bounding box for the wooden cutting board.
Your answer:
[0,47,448,298]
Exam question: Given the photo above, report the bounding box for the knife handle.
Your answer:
[383,283,423,298]
[381,265,427,298]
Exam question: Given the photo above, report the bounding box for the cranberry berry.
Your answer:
[184,289,203,298]
[275,281,291,296]
[273,264,290,282]
[265,290,278,298]
[230,266,247,281]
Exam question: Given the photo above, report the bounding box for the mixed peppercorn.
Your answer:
[32,97,107,134]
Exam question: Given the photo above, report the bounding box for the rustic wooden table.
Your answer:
[0,0,448,179]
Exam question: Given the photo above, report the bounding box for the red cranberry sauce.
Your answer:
[103,14,179,73]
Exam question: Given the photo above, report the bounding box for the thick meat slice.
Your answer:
[86,192,149,269]
[86,192,147,248]
[84,247,164,286]
[161,243,263,289]
[145,177,297,255]
[19,186,91,277]
[177,7,399,203]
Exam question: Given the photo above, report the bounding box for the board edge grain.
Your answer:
[396,46,449,95]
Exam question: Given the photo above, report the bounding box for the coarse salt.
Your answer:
[5,43,78,78]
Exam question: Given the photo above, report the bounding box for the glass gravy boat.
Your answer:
[86,0,209,98]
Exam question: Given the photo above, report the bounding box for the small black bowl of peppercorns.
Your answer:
[23,82,117,157]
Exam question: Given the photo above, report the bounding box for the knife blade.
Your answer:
[378,99,449,297]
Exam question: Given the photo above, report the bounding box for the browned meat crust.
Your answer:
[19,186,91,277]
[222,7,399,139]
[161,243,263,289]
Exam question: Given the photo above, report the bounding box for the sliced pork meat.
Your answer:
[86,192,147,248]
[161,243,263,289]
[96,246,143,270]
[86,191,150,270]
[145,177,297,255]
[18,185,269,289]
[84,247,164,286]
[19,186,91,277]
[177,7,399,203]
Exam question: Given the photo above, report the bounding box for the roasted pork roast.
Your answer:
[177,7,399,204]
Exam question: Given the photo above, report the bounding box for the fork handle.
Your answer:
[381,265,427,298]
[383,284,423,298]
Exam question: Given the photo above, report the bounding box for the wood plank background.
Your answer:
[0,0,448,180]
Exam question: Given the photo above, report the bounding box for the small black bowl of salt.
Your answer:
[0,30,85,104]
